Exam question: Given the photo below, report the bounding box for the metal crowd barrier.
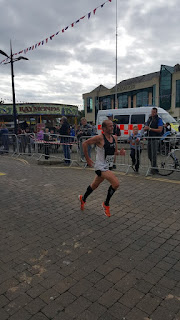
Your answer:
[0,132,179,176]
[144,135,180,176]
[78,135,180,176]
[34,134,78,165]
[0,133,19,155]
[17,133,36,156]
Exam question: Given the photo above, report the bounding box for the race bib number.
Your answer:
[105,155,114,168]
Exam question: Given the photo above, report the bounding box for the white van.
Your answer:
[96,107,179,138]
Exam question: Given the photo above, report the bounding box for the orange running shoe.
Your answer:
[79,195,85,210]
[102,202,111,217]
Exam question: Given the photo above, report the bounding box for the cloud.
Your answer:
[0,0,180,108]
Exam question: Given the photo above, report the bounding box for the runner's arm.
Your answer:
[114,135,126,156]
[82,135,102,167]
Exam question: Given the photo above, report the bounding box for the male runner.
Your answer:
[79,119,123,217]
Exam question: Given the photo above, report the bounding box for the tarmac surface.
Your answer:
[0,156,180,320]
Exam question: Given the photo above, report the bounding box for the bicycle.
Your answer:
[158,148,180,176]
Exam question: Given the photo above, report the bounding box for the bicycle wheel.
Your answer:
[157,154,175,176]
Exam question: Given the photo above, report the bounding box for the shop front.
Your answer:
[0,103,78,131]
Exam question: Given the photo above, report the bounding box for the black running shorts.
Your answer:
[95,167,113,177]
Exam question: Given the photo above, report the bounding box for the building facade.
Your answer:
[83,64,180,122]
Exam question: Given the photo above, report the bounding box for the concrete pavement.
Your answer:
[0,156,180,320]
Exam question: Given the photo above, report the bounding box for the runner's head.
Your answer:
[102,120,113,135]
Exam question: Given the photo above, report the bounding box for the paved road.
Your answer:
[0,156,180,320]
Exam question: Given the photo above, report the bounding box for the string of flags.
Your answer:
[0,0,112,65]
[0,98,33,104]
[0,97,85,107]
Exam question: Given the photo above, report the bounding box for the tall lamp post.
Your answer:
[0,41,28,134]
[115,0,118,109]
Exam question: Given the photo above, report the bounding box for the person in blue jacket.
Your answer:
[144,107,163,174]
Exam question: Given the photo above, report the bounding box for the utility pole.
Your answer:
[0,42,28,135]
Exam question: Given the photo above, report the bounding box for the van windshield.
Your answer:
[159,113,177,124]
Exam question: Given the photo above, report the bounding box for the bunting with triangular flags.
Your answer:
[0,0,112,64]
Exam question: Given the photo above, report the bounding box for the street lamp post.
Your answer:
[115,0,118,109]
[0,41,28,135]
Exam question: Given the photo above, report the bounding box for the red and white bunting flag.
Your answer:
[0,0,112,63]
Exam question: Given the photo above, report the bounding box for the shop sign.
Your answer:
[110,84,135,94]
[0,104,78,116]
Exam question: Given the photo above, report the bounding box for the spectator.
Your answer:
[107,113,121,136]
[70,126,75,150]
[44,127,50,160]
[77,117,92,160]
[21,121,28,131]
[19,129,27,154]
[59,116,71,164]
[144,107,163,174]
[129,125,141,173]
[37,128,44,140]
[25,127,32,154]
[107,113,121,169]
[76,125,81,151]
[164,122,171,133]
[0,124,9,153]
[91,122,97,136]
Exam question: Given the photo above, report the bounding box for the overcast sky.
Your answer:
[0,0,180,109]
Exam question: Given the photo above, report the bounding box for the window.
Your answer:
[102,97,111,110]
[152,85,156,105]
[159,65,173,110]
[176,80,180,108]
[131,114,145,124]
[114,115,129,124]
[118,94,128,108]
[136,91,148,107]
[87,97,93,113]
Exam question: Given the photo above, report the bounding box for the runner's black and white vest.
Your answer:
[94,134,116,171]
